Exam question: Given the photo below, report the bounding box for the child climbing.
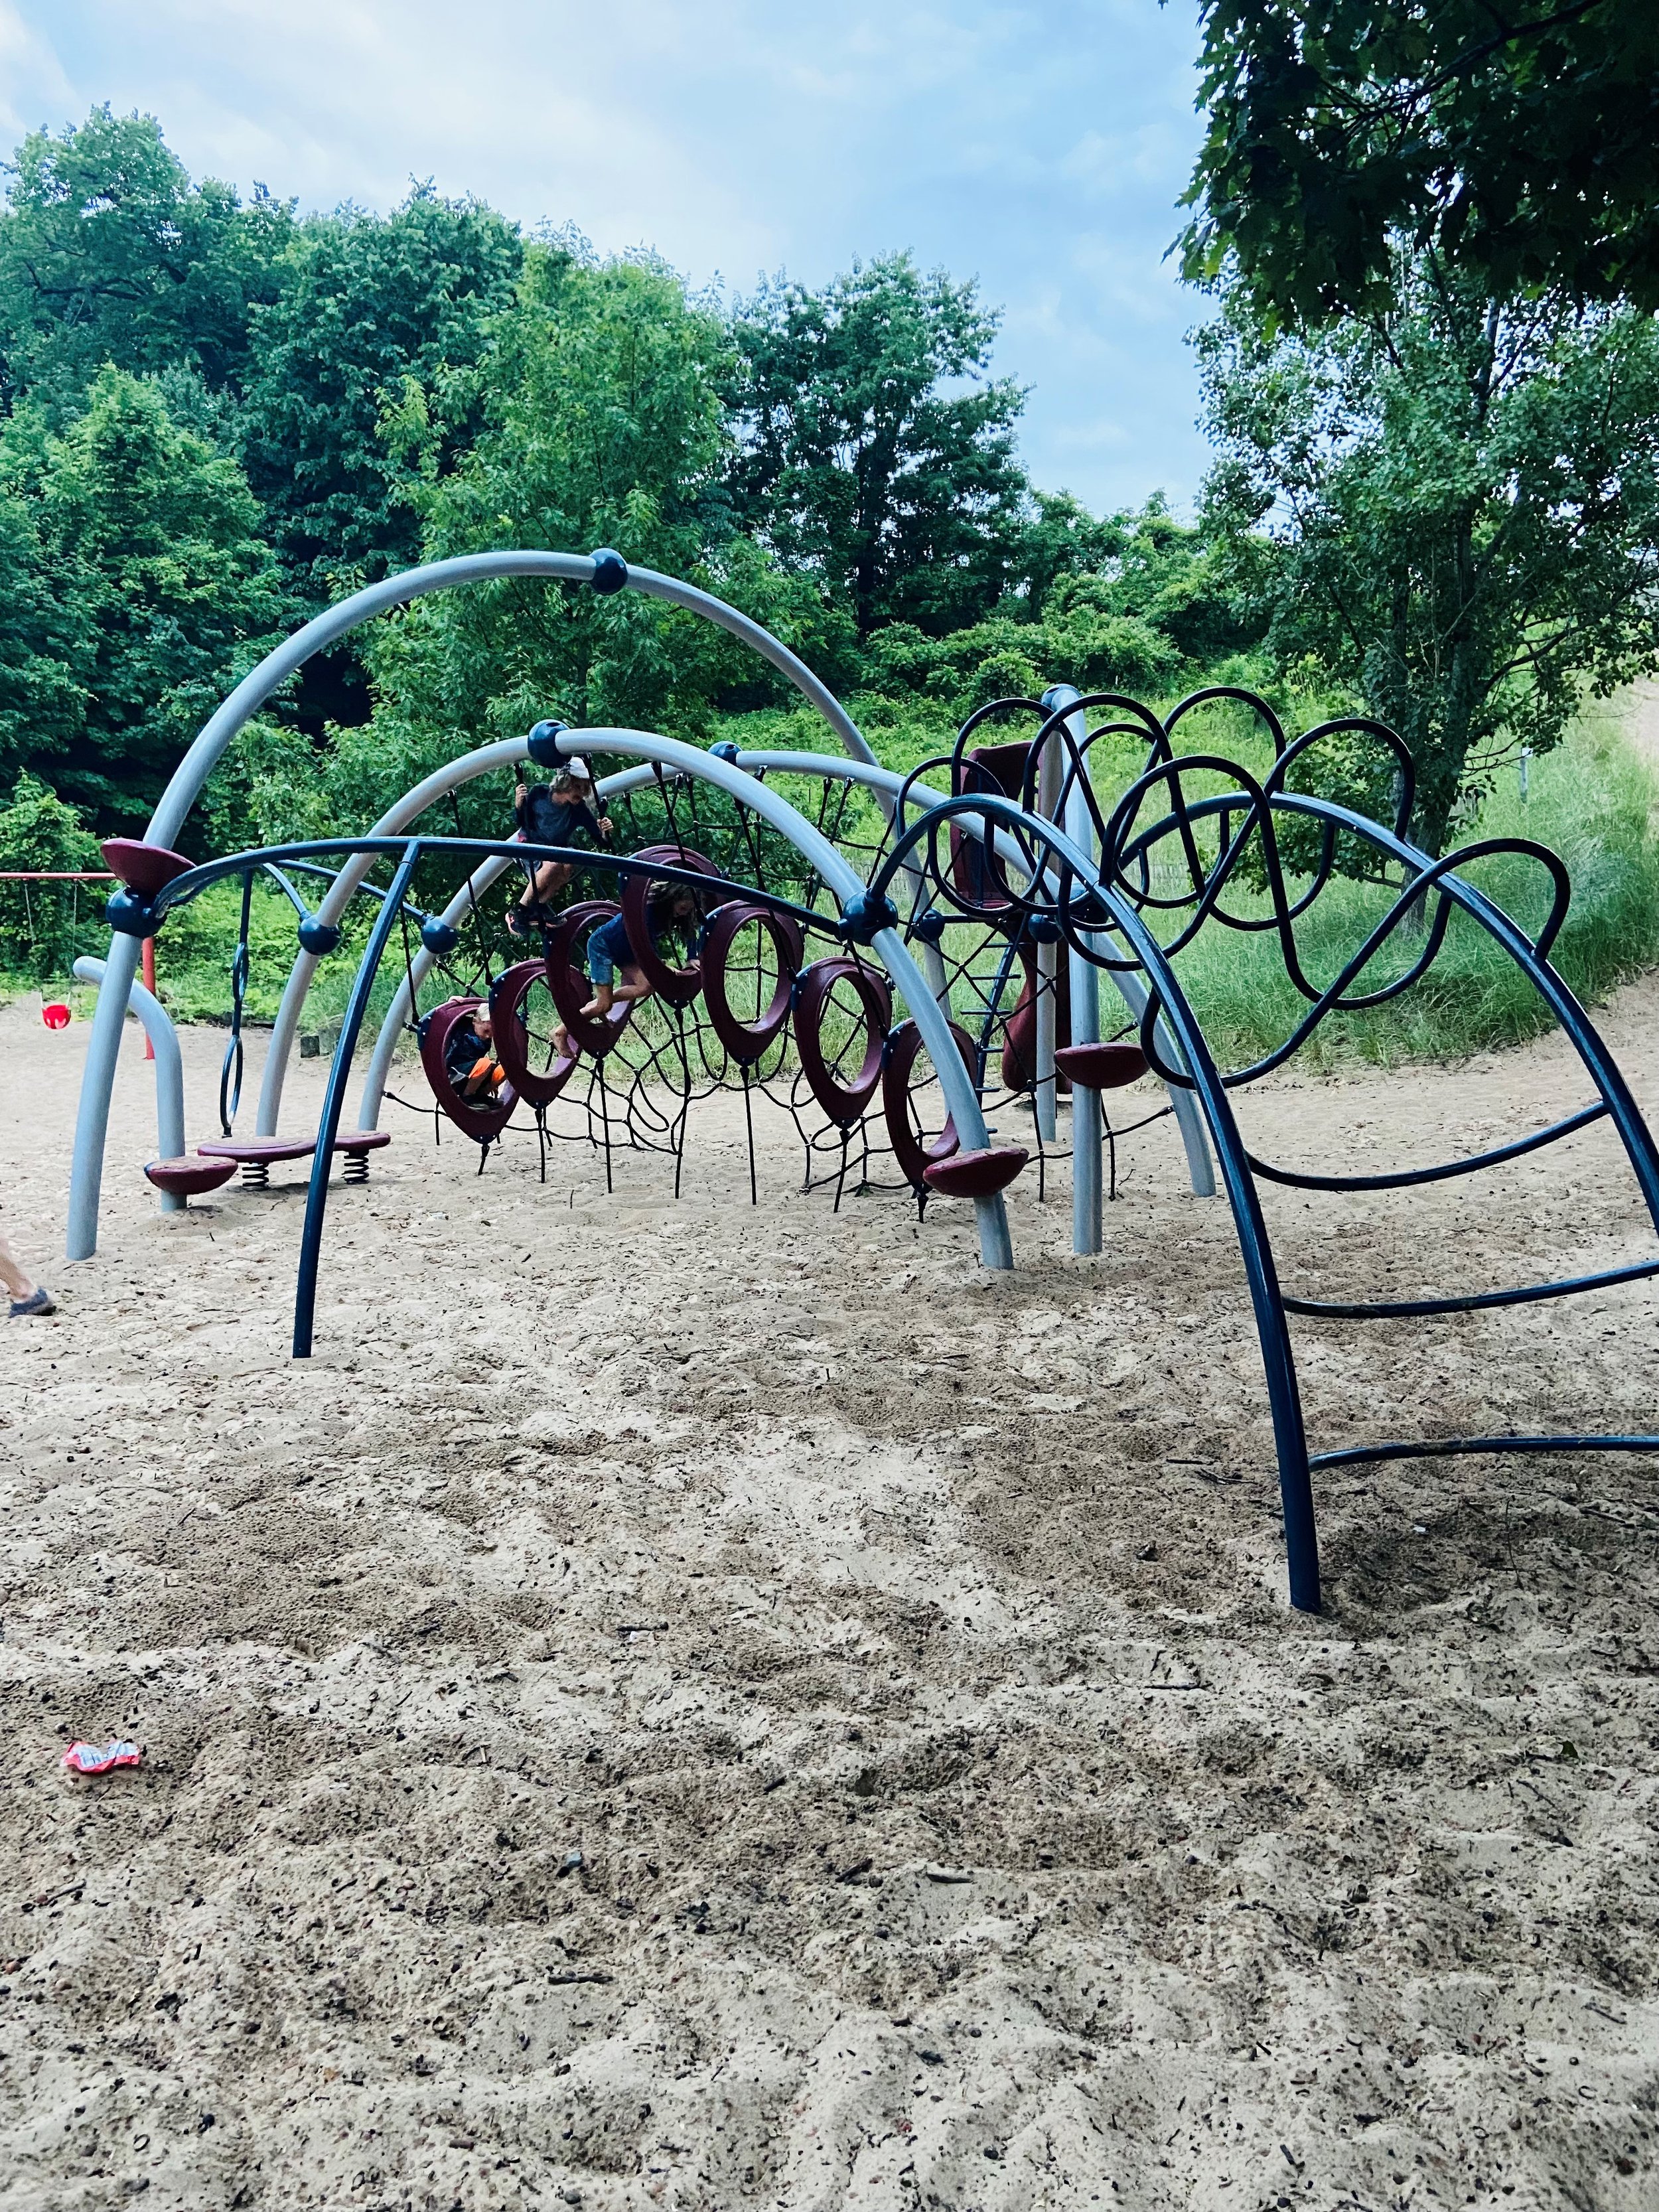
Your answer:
[554,883,703,1052]
[444,1005,506,1102]
[508,757,614,935]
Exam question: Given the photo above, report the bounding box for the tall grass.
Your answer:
[13,703,1659,1080]
[1161,708,1659,1072]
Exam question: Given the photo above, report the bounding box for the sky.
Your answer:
[1,0,1214,515]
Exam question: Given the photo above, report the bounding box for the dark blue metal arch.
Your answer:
[865,771,1659,1617]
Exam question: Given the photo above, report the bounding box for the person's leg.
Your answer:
[610,964,654,1006]
[0,1233,33,1300]
[0,1230,52,1315]
[579,941,616,1019]
[517,859,571,911]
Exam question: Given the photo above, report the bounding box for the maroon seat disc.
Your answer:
[922,1145,1030,1199]
[144,1155,238,1198]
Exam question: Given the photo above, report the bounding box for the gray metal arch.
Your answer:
[66,550,879,1260]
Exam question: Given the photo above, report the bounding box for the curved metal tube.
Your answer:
[68,551,878,1259]
[72,956,186,1215]
[356,851,518,1126]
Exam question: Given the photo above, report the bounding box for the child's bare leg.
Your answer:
[611,969,654,1006]
[520,859,571,909]
[579,982,615,1018]
[0,1234,36,1301]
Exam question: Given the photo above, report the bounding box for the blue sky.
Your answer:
[2,1,1214,514]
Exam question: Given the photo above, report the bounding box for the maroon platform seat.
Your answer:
[100,840,194,897]
[331,1128,391,1183]
[1053,1041,1149,1089]
[922,1145,1030,1199]
[144,1155,238,1199]
[197,1135,317,1191]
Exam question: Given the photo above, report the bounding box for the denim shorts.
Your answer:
[587,913,634,988]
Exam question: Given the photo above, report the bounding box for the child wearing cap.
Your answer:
[509,757,614,934]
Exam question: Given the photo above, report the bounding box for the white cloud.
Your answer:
[13,0,1212,510]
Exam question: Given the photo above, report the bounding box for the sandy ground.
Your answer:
[1,961,1658,2212]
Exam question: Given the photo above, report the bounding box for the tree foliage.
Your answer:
[1199,257,1659,850]
[0,106,293,413]
[14,366,286,824]
[0,769,104,974]
[239,184,521,605]
[0,106,1267,863]
[725,253,1031,638]
[1181,0,1659,329]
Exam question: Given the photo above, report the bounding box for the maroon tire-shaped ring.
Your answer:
[490,959,581,1105]
[620,844,723,1007]
[544,901,634,1059]
[701,901,804,1062]
[792,958,892,1125]
[418,997,518,1142]
[881,1017,977,1191]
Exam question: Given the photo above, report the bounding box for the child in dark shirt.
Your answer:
[509,757,614,934]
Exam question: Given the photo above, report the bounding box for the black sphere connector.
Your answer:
[589,548,628,596]
[911,907,947,946]
[421,915,461,956]
[526,717,568,767]
[297,913,341,956]
[1027,911,1063,944]
[106,888,157,939]
[837,889,900,946]
[709,740,740,764]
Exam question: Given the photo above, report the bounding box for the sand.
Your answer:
[1,972,1657,2212]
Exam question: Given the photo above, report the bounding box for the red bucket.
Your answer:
[41,1003,71,1030]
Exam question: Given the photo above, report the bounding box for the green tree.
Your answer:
[356,241,764,818]
[0,106,293,413]
[725,252,1031,638]
[239,184,522,607]
[1180,0,1659,328]
[0,471,88,783]
[1198,258,1659,851]
[0,769,103,976]
[31,366,287,828]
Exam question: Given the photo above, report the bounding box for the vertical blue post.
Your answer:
[293,842,423,1358]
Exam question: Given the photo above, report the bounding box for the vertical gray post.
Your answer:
[1044,686,1103,1254]
[1033,717,1062,1143]
[66,932,143,1258]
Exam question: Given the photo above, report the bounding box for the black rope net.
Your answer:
[362,736,1089,1212]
